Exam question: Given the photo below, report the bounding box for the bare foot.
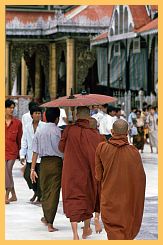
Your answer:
[73,234,79,240]
[48,224,58,232]
[94,218,102,233]
[5,199,10,204]
[41,217,48,225]
[82,227,92,239]
[9,196,17,202]
[30,193,37,202]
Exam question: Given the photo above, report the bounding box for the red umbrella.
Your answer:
[41,91,117,107]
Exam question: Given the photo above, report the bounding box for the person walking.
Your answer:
[146,106,158,153]
[22,101,39,130]
[30,107,63,232]
[133,110,145,153]
[5,99,22,204]
[95,119,146,240]
[59,106,104,240]
[20,106,45,203]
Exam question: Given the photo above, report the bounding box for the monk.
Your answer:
[95,119,146,240]
[59,106,104,240]
[88,116,102,233]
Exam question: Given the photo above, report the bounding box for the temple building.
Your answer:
[5,5,158,103]
[91,5,158,98]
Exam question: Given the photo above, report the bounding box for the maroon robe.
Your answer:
[95,134,146,240]
[59,119,104,222]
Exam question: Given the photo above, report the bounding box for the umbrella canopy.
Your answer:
[41,92,117,107]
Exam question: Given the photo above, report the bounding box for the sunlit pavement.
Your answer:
[5,144,158,240]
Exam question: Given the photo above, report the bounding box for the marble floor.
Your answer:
[5,144,158,240]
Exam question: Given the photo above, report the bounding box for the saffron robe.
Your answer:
[59,119,104,222]
[95,135,146,240]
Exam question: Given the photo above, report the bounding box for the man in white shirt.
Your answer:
[98,113,114,140]
[92,104,108,129]
[30,107,63,232]
[20,106,45,203]
[92,104,114,140]
[21,101,39,130]
[43,107,68,129]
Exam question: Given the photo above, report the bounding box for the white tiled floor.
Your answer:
[5,144,158,240]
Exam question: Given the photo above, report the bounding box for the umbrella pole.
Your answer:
[71,107,76,123]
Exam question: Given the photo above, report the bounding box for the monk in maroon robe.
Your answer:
[95,119,146,240]
[59,106,104,240]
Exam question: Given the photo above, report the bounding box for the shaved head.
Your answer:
[112,119,128,135]
[76,106,90,119]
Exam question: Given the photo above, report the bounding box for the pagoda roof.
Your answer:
[6,5,114,37]
[65,5,114,25]
[91,5,158,46]
[136,18,158,35]
[129,5,151,29]
[6,11,55,23]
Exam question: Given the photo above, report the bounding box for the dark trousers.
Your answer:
[40,156,63,224]
[24,162,41,199]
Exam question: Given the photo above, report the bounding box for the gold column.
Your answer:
[49,43,57,99]
[35,54,41,100]
[66,38,75,96]
[5,41,9,96]
[21,56,27,95]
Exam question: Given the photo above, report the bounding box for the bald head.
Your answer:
[112,119,128,135]
[76,106,90,119]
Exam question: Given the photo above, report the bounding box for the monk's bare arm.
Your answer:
[95,143,104,181]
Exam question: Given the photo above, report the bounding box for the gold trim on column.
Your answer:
[49,43,57,99]
[21,56,27,95]
[66,38,75,96]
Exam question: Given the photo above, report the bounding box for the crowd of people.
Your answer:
[5,97,158,240]
[128,104,158,154]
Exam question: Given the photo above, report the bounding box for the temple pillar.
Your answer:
[5,41,9,95]
[35,54,41,101]
[49,43,57,99]
[21,56,28,95]
[66,38,75,96]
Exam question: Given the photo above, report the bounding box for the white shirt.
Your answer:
[22,111,32,130]
[92,111,105,128]
[58,108,67,127]
[32,123,63,159]
[98,114,114,135]
[20,121,46,163]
